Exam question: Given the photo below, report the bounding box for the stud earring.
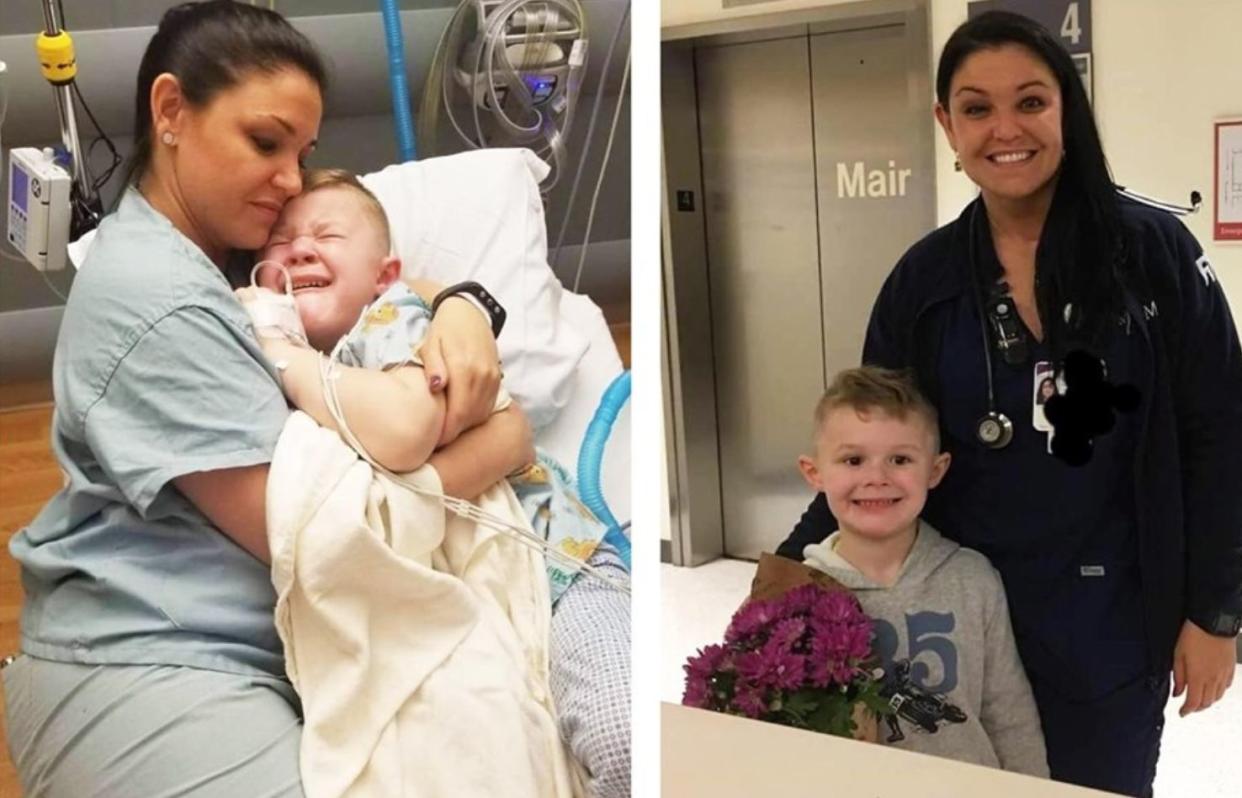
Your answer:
[161,131,177,146]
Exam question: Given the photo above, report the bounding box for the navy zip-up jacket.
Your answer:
[776,196,1242,674]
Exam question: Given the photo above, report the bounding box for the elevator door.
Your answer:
[695,25,933,560]
[812,25,934,379]
[696,36,826,562]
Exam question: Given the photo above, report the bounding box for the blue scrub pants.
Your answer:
[3,541,631,798]
[1033,673,1169,798]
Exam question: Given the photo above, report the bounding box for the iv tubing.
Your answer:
[550,2,630,275]
[316,312,629,593]
[572,49,628,294]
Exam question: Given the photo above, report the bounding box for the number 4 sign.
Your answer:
[968,0,1094,102]
[1060,2,1083,44]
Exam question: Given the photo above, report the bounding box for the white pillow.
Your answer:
[360,149,588,429]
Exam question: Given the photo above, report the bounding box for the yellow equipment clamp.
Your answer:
[36,29,77,85]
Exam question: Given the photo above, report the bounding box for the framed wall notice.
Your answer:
[1217,120,1242,241]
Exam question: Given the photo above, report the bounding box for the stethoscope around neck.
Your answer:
[967,202,1016,449]
[965,186,1201,450]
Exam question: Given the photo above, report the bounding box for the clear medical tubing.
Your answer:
[317,308,630,593]
[416,0,587,191]
[576,370,631,571]
[381,0,418,161]
[549,1,629,275]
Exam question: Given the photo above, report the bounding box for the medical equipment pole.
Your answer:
[36,1,97,216]
[0,61,8,152]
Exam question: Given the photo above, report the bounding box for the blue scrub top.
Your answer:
[10,189,291,678]
[930,289,1149,701]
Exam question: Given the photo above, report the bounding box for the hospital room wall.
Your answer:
[664,0,1241,318]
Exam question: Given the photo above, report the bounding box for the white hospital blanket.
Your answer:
[267,411,579,798]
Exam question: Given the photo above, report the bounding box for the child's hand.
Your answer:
[1171,619,1237,716]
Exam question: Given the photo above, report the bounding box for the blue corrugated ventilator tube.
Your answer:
[380,0,418,161]
[577,370,632,571]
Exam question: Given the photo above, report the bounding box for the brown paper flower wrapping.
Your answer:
[746,553,881,744]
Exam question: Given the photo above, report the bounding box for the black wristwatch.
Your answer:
[431,281,507,338]
[1192,609,1242,637]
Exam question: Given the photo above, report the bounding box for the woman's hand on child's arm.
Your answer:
[1172,619,1237,716]
[426,403,534,499]
[262,339,446,473]
[405,278,502,447]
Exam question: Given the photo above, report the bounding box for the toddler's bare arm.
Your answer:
[262,338,446,473]
[428,403,535,499]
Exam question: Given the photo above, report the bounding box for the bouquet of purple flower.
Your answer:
[682,583,890,740]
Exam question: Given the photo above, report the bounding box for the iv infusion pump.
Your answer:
[7,147,72,273]
[2,57,75,274]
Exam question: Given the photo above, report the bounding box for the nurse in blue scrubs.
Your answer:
[2,3,512,795]
[777,11,1242,797]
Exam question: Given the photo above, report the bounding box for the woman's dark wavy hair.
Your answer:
[122,0,328,188]
[937,10,1124,355]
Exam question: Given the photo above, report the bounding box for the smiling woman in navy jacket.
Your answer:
[775,11,1242,797]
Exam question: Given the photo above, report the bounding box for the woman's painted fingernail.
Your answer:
[430,376,443,390]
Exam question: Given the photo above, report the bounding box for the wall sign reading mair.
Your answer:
[968,0,1093,103]
[837,161,913,199]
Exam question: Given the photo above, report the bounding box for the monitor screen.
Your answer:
[11,162,28,214]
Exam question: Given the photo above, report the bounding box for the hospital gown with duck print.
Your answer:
[336,281,608,604]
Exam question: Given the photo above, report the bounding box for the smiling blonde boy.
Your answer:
[796,366,1047,776]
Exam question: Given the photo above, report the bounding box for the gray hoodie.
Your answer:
[803,521,1049,777]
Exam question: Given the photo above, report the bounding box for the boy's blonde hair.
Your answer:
[814,366,940,448]
[299,168,393,254]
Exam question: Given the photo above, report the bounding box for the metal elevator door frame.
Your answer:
[661,1,934,565]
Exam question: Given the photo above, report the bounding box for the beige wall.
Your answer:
[1092,0,1242,314]
[663,0,867,30]
[664,0,1242,314]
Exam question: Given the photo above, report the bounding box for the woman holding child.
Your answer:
[3,2,628,795]
[779,11,1242,797]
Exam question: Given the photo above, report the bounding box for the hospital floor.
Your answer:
[662,558,1242,797]
[0,404,56,797]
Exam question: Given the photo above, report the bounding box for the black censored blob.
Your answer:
[1043,350,1141,466]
